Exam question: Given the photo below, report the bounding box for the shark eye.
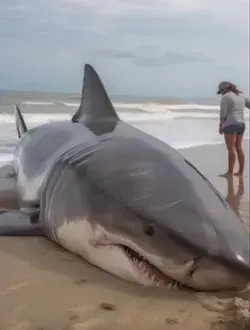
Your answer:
[144,225,155,236]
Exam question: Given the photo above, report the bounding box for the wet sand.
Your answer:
[0,141,249,330]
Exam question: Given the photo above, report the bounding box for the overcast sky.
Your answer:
[0,0,249,98]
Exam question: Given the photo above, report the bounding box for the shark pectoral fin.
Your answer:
[0,210,44,236]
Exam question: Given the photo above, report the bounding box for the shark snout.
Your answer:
[185,258,249,291]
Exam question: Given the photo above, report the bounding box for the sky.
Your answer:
[0,0,249,98]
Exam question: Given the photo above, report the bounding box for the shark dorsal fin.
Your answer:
[72,64,120,124]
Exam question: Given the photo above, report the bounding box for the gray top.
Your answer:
[220,91,250,127]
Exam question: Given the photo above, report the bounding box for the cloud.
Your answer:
[91,49,136,59]
[135,52,211,67]
[0,0,248,96]
[164,52,211,63]
[91,48,210,65]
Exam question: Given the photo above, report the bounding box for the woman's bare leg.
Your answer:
[234,134,245,176]
[220,134,236,176]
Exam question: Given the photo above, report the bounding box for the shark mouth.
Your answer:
[118,244,188,290]
[91,225,192,290]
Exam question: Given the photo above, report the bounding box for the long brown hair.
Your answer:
[226,83,242,95]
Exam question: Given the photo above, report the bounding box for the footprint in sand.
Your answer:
[99,303,117,311]
[73,279,88,286]
[68,303,117,330]
[0,281,28,296]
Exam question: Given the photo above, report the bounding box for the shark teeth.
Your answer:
[168,280,183,290]
[122,245,184,288]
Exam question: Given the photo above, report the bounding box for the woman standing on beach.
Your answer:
[217,81,250,177]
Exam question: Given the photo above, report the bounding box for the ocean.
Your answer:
[0,90,249,166]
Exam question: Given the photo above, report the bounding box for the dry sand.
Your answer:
[0,141,249,330]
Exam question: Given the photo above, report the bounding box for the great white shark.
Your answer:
[0,64,249,291]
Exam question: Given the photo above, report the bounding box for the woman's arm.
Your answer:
[219,95,229,127]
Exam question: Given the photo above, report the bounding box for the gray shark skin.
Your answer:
[0,64,249,291]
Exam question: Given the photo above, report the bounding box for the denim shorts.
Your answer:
[222,123,246,135]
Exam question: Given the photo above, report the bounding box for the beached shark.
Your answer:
[0,64,249,291]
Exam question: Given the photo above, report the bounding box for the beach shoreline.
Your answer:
[0,141,249,330]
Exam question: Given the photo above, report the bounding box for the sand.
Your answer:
[0,141,249,330]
